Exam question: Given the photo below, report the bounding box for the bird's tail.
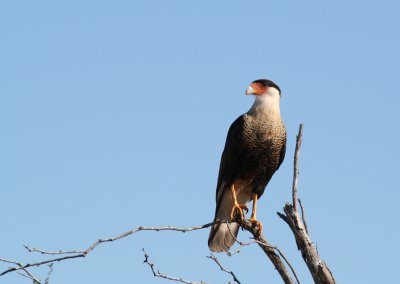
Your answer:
[208,189,240,252]
[208,220,239,252]
[209,183,252,252]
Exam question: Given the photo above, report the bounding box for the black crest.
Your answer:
[253,79,281,95]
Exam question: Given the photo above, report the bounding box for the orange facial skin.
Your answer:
[250,83,267,95]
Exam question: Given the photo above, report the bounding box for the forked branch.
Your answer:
[143,249,206,284]
[0,223,214,277]
[233,218,299,284]
[207,253,241,284]
[278,124,336,284]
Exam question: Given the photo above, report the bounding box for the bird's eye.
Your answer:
[253,83,264,90]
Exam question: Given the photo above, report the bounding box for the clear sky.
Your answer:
[1,1,399,283]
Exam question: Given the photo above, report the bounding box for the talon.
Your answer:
[230,203,245,221]
[249,193,263,234]
[249,217,263,234]
[229,184,248,221]
[240,204,249,214]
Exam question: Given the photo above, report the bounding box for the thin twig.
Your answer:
[292,124,303,212]
[17,269,41,284]
[23,245,84,255]
[84,223,213,255]
[0,254,85,276]
[21,268,40,283]
[207,254,241,284]
[1,223,215,277]
[226,249,241,257]
[0,258,22,266]
[44,264,53,284]
[143,249,206,284]
[0,258,42,283]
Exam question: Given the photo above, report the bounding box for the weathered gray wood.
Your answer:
[280,204,336,284]
[237,218,296,284]
[278,124,336,284]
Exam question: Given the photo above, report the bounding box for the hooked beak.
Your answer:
[245,85,254,95]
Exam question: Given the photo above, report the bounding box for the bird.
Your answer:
[208,79,286,252]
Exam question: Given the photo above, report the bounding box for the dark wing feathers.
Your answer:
[276,139,286,171]
[214,115,245,213]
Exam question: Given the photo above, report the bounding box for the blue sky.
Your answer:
[1,1,399,283]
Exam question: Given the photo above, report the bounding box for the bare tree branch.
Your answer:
[23,245,83,255]
[1,223,215,277]
[17,269,41,284]
[3,219,299,284]
[292,124,303,212]
[297,199,309,234]
[0,258,42,283]
[44,264,53,284]
[83,223,214,255]
[226,249,241,257]
[278,124,336,284]
[0,258,22,266]
[143,249,206,284]
[233,218,300,284]
[225,218,299,283]
[0,254,85,277]
[207,253,241,284]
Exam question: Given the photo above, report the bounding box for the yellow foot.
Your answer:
[249,217,263,234]
[230,203,248,221]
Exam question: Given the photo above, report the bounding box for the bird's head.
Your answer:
[245,79,281,98]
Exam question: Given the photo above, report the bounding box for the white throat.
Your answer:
[248,88,281,117]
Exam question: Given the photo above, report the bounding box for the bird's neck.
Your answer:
[247,95,281,118]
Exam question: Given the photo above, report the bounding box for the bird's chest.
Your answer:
[243,118,282,151]
[239,118,284,174]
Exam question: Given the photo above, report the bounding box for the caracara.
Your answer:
[208,79,286,252]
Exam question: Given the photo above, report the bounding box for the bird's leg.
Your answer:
[229,184,248,221]
[249,193,263,233]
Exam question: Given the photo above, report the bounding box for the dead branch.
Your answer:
[234,218,300,284]
[44,264,53,284]
[291,124,303,211]
[17,269,41,284]
[278,124,336,284]
[3,219,299,284]
[297,199,309,234]
[143,249,206,284]
[0,223,214,277]
[23,245,83,255]
[0,257,42,283]
[0,254,85,277]
[225,220,300,284]
[226,249,241,257]
[207,253,241,284]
